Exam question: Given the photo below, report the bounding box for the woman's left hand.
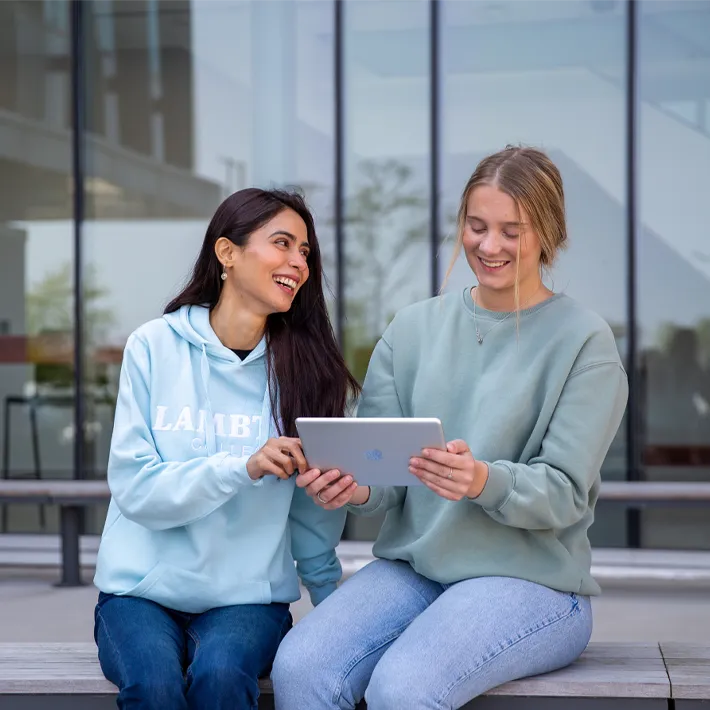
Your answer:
[409,439,489,501]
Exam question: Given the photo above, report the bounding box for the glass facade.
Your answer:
[637,0,710,548]
[0,0,708,548]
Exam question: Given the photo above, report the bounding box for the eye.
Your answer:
[300,249,310,259]
[471,227,486,235]
[503,232,519,239]
[275,238,289,248]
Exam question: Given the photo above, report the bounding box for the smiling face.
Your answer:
[462,184,543,301]
[220,207,311,316]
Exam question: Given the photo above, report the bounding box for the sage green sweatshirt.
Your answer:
[348,288,628,595]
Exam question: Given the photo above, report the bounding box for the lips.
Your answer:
[478,256,510,271]
[273,275,299,296]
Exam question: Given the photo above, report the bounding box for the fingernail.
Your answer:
[409,466,416,473]
[343,475,352,484]
[410,458,418,466]
[422,449,430,456]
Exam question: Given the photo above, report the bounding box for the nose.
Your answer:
[478,230,503,256]
[289,251,308,272]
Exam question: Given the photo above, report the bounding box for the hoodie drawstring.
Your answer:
[200,343,274,456]
[200,344,217,455]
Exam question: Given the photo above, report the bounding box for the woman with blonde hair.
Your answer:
[272,146,628,709]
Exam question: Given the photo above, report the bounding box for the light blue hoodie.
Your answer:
[94,305,346,614]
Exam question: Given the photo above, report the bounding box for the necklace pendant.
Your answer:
[476,330,483,345]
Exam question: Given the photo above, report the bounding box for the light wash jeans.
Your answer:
[272,559,592,710]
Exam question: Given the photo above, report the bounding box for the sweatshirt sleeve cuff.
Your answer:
[345,486,385,516]
[221,454,265,488]
[307,582,338,607]
[468,462,514,511]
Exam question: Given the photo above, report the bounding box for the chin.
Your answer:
[273,293,297,314]
[475,273,510,291]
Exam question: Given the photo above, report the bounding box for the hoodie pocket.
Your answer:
[127,563,272,613]
[125,562,165,599]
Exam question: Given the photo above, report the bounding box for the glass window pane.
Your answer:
[343,0,431,382]
[81,0,335,533]
[439,0,629,546]
[341,0,431,542]
[0,1,73,533]
[638,0,710,549]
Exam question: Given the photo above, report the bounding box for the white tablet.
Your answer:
[295,417,446,487]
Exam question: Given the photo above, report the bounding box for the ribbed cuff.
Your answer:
[307,581,337,606]
[468,462,514,511]
[345,486,385,516]
[222,454,265,488]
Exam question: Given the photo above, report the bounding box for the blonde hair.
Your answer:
[443,145,567,311]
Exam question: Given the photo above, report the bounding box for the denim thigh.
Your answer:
[94,592,188,709]
[365,575,593,710]
[185,602,292,710]
[272,559,445,710]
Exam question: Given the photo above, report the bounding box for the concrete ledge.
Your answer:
[2,537,710,589]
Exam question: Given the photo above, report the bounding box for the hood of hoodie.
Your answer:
[162,304,267,364]
[160,305,273,455]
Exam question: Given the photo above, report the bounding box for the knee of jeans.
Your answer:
[271,628,312,688]
[191,651,257,695]
[366,660,438,710]
[122,679,184,708]
[365,669,408,710]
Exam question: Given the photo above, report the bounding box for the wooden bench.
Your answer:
[0,641,696,709]
[660,643,710,709]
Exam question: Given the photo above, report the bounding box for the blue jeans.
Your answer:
[272,559,592,710]
[94,592,292,710]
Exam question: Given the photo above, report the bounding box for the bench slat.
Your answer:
[660,642,710,700]
[0,642,671,699]
[489,643,669,699]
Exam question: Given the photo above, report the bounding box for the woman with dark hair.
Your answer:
[93,188,360,710]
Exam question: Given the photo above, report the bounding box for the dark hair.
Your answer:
[165,188,360,436]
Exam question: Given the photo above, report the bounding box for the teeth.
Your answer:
[274,277,297,289]
[480,259,507,268]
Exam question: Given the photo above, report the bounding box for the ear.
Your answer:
[214,237,236,267]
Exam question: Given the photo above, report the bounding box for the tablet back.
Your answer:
[295,417,445,487]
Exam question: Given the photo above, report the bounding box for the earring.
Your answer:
[220,266,227,281]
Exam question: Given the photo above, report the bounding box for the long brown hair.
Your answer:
[165,188,360,436]
[444,145,567,310]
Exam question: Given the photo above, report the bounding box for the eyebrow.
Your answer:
[271,230,310,249]
[466,215,523,227]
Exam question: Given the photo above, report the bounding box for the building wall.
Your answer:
[0,0,708,547]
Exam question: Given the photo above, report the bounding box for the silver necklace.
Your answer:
[471,287,541,345]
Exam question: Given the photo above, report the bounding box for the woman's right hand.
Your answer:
[296,468,369,510]
[246,437,307,481]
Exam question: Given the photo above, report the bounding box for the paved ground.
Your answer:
[1,566,709,644]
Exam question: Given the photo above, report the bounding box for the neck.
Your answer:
[209,289,267,350]
[474,279,549,312]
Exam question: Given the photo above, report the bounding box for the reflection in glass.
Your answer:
[342,0,431,383]
[80,0,335,533]
[340,0,430,541]
[638,0,710,549]
[439,0,628,546]
[0,1,74,532]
